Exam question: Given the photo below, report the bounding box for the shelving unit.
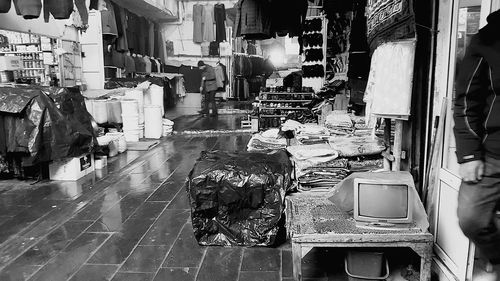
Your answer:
[257,91,315,130]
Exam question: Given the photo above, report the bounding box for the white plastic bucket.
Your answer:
[84,99,94,116]
[120,99,139,115]
[92,99,108,124]
[107,99,122,123]
[124,89,144,124]
[106,132,127,153]
[145,85,164,115]
[144,105,162,139]
[123,129,141,142]
[122,114,139,130]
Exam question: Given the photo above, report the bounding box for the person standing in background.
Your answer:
[453,9,500,281]
[198,61,218,117]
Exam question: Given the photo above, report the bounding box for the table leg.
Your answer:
[420,254,432,281]
[292,241,302,281]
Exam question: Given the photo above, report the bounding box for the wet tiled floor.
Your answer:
[0,134,311,281]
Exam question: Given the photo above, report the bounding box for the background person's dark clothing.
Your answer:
[454,11,500,164]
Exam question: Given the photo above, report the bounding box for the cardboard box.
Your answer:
[0,56,22,71]
[49,154,95,181]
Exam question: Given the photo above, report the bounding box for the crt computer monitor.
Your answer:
[353,178,413,228]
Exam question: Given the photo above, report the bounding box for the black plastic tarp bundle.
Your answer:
[187,150,293,246]
[0,86,95,166]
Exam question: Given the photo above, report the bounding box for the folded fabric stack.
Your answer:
[325,112,354,135]
[247,129,288,151]
[298,159,350,191]
[329,135,386,158]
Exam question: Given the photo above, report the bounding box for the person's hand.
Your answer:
[199,87,203,92]
[459,160,484,183]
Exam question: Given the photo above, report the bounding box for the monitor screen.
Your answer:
[357,183,409,219]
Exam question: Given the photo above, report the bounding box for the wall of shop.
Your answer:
[0,8,78,42]
[163,0,237,64]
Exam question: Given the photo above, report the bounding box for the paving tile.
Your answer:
[153,268,197,281]
[28,233,110,281]
[241,248,281,272]
[69,264,119,281]
[110,272,154,281]
[163,223,205,267]
[166,189,190,210]
[147,181,182,202]
[139,209,190,246]
[238,271,280,281]
[8,220,93,266]
[128,202,166,220]
[281,249,294,277]
[196,247,243,281]
[0,264,40,281]
[87,219,154,264]
[120,245,169,273]
[71,194,117,221]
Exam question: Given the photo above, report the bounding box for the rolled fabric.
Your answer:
[45,0,73,19]
[0,0,12,13]
[13,0,42,19]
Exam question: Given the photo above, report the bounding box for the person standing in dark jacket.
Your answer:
[454,9,500,277]
[198,61,218,116]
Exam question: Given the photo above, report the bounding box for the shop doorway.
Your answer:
[432,0,500,280]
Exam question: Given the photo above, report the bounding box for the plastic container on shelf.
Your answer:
[123,129,141,142]
[106,99,122,124]
[144,105,162,139]
[345,251,389,281]
[124,89,145,124]
[92,99,108,124]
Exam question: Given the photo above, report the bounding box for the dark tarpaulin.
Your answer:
[0,86,95,166]
[187,150,293,246]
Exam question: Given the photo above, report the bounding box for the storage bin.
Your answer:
[345,250,389,281]
[49,154,95,181]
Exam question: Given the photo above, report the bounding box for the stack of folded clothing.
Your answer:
[298,159,350,191]
[247,129,288,151]
[325,112,354,135]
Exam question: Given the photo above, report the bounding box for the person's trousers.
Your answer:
[201,90,217,115]
[458,156,500,264]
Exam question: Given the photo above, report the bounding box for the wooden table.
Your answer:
[287,195,434,281]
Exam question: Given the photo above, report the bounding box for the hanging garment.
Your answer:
[138,17,148,55]
[219,63,228,87]
[124,54,136,76]
[101,0,118,39]
[166,41,174,57]
[14,0,42,19]
[214,3,226,42]
[74,0,88,26]
[112,50,125,68]
[0,0,11,13]
[143,56,152,73]
[154,24,160,58]
[214,64,225,89]
[270,0,308,37]
[45,0,73,19]
[209,42,220,56]
[219,42,231,56]
[150,58,158,73]
[126,10,138,52]
[201,42,210,56]
[115,6,128,51]
[149,23,155,56]
[179,65,202,93]
[234,0,272,40]
[89,0,98,10]
[154,59,161,73]
[202,4,215,42]
[133,56,146,73]
[193,4,204,43]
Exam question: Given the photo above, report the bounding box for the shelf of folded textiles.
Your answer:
[259,92,315,95]
[259,115,288,118]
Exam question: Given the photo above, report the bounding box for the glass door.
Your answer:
[434,1,498,280]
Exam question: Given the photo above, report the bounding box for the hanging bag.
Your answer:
[0,0,11,13]
[13,0,42,19]
[45,0,73,19]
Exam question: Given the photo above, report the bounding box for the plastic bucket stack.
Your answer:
[145,84,165,116]
[124,89,145,124]
[106,99,122,123]
[105,132,127,153]
[121,99,140,142]
[84,99,94,116]
[92,99,108,124]
[162,118,174,136]
[144,105,162,139]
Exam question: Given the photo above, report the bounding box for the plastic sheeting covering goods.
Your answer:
[187,150,293,246]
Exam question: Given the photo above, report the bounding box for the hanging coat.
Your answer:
[0,0,11,13]
[214,3,226,42]
[202,5,215,42]
[193,4,203,43]
[45,0,73,19]
[234,0,272,40]
[13,0,42,19]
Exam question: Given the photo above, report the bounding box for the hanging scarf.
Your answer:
[0,0,11,13]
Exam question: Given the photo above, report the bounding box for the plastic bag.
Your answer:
[187,150,293,246]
